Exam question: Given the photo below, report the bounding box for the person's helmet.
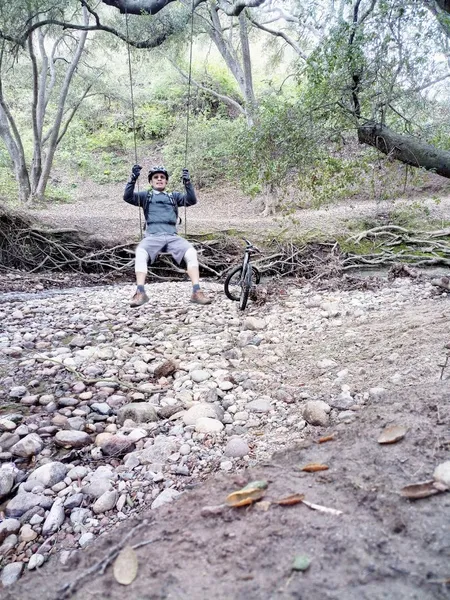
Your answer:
[148,166,169,182]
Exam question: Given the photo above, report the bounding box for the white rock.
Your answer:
[27,462,68,488]
[92,489,118,514]
[0,468,15,500]
[42,499,65,535]
[151,488,181,509]
[317,358,338,370]
[1,561,24,586]
[79,532,95,547]
[55,431,92,448]
[243,317,266,331]
[224,437,249,458]
[434,461,450,487]
[303,401,330,426]
[28,553,45,570]
[190,370,211,383]
[182,404,218,426]
[194,417,224,434]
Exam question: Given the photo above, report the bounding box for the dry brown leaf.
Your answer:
[378,425,407,445]
[302,499,343,515]
[226,480,268,507]
[113,546,138,585]
[400,480,443,500]
[274,494,305,506]
[317,434,335,444]
[301,463,329,473]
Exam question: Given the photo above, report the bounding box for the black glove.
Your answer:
[182,168,190,184]
[130,164,142,182]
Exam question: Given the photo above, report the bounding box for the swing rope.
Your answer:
[124,8,143,239]
[183,0,196,237]
[125,2,195,239]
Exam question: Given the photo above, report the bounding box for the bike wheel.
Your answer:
[224,265,261,302]
[239,264,252,311]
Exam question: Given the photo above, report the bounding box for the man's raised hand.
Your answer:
[131,164,142,182]
[182,168,190,184]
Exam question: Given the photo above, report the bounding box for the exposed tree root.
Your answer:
[3,207,450,281]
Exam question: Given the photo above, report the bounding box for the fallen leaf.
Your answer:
[301,463,329,472]
[292,554,311,571]
[274,494,305,506]
[378,425,407,445]
[113,546,138,585]
[226,480,268,507]
[302,499,343,515]
[400,480,444,500]
[317,434,335,444]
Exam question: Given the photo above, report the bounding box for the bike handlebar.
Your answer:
[243,238,261,254]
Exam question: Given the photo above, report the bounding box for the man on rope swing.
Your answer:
[124,164,212,307]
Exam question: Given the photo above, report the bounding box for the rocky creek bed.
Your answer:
[1,277,450,598]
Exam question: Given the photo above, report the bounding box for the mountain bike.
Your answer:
[224,239,261,310]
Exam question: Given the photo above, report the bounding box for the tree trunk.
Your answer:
[34,8,89,201]
[357,121,450,179]
[238,13,255,124]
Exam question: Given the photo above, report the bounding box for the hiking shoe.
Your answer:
[190,290,211,305]
[130,291,149,307]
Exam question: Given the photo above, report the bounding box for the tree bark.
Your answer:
[358,121,450,179]
[34,8,89,201]
[238,12,256,121]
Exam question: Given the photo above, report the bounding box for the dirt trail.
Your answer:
[5,381,450,600]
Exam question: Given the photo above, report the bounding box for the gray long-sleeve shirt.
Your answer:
[123,181,197,235]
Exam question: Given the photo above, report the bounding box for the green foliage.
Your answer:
[164,115,244,187]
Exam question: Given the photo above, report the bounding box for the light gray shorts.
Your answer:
[137,234,193,264]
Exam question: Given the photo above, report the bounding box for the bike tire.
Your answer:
[224,265,261,302]
[239,264,252,311]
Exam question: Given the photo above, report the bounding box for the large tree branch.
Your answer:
[358,121,450,179]
[97,0,266,17]
[160,51,246,115]
[247,15,307,60]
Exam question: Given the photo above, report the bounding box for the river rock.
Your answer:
[139,436,177,469]
[0,468,15,500]
[243,317,266,331]
[303,400,330,426]
[154,359,177,378]
[92,489,118,514]
[28,553,45,570]
[434,461,450,487]
[1,562,24,587]
[27,461,68,488]
[11,433,44,457]
[224,437,250,457]
[190,369,211,383]
[42,499,65,535]
[5,493,43,518]
[246,398,271,413]
[151,488,181,510]
[100,435,135,457]
[194,417,224,434]
[117,403,158,425]
[9,386,27,399]
[182,404,218,426]
[0,518,21,543]
[55,430,92,448]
